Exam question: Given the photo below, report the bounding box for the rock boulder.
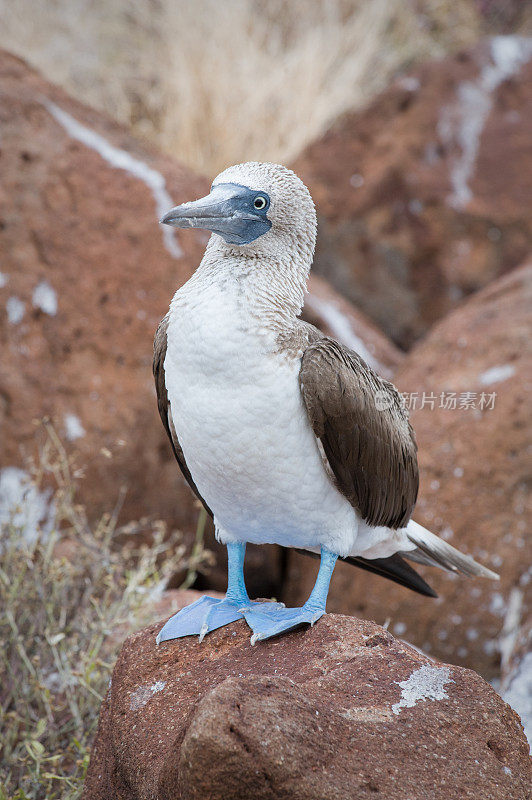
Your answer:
[83,601,530,800]
[285,263,532,680]
[293,37,532,347]
[0,49,208,537]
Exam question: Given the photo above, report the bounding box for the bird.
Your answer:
[154,161,498,646]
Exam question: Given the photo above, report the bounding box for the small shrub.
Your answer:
[0,431,185,799]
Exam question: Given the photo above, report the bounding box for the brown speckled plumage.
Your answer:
[299,336,418,529]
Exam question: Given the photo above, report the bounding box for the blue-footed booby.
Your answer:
[154,162,498,645]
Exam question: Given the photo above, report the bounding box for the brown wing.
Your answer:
[153,315,212,516]
[299,337,418,529]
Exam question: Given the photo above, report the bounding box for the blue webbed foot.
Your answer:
[156,595,245,644]
[243,602,325,645]
[242,547,339,645]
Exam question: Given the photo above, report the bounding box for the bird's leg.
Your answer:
[224,540,251,606]
[304,548,339,613]
[156,542,250,644]
[243,548,338,645]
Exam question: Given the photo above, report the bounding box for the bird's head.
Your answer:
[161,162,317,261]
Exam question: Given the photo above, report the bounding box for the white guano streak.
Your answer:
[6,296,25,325]
[439,36,532,209]
[498,587,523,673]
[32,280,58,316]
[43,101,183,259]
[501,652,532,750]
[64,413,86,442]
[0,467,56,545]
[478,364,516,387]
[304,292,388,376]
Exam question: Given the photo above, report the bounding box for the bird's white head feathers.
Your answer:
[212,161,317,261]
[163,162,317,324]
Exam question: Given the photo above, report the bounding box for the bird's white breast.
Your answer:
[164,277,359,555]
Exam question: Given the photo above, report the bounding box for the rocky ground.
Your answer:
[294,38,532,348]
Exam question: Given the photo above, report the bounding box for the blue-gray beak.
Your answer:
[160,182,272,245]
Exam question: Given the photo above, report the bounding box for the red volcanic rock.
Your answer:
[83,611,530,800]
[293,38,532,348]
[286,264,532,681]
[0,49,208,540]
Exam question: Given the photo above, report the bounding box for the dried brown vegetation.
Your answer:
[0,430,187,799]
[0,0,490,174]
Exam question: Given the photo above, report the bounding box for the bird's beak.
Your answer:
[160,183,271,245]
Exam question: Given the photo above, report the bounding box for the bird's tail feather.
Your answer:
[343,553,437,597]
[404,521,499,580]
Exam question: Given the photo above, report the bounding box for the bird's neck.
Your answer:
[187,237,312,333]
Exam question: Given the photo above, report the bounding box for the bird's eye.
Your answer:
[253,196,268,211]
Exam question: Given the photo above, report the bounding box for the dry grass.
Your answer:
[0,429,187,800]
[0,0,487,175]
